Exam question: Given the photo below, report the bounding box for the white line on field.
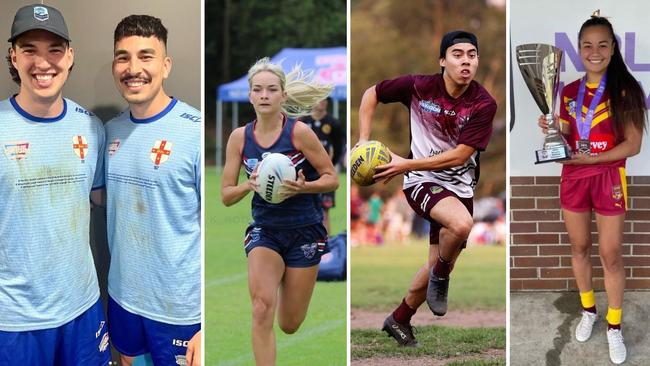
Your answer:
[206,272,247,287]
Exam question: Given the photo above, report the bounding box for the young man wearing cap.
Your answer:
[104,15,201,366]
[0,4,109,365]
[356,30,496,347]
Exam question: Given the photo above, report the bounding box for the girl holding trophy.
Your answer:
[539,13,646,364]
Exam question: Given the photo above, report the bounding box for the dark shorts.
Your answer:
[244,223,329,267]
[108,296,200,364]
[560,167,627,216]
[0,299,110,366]
[321,191,336,209]
[403,182,473,245]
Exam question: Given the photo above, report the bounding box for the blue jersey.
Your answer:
[105,98,201,325]
[0,96,104,331]
[242,117,322,229]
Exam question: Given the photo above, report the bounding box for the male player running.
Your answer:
[356,30,496,347]
[0,4,109,365]
[104,15,201,365]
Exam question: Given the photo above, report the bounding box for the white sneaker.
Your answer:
[607,328,627,364]
[575,310,597,342]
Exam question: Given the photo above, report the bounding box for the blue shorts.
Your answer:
[244,223,329,267]
[108,296,200,365]
[0,299,110,366]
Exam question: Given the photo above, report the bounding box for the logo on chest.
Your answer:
[72,135,88,163]
[419,100,441,114]
[150,140,173,169]
[108,139,121,156]
[4,141,30,161]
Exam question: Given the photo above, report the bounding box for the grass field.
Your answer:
[352,325,505,360]
[205,169,347,366]
[351,243,506,364]
[352,244,506,312]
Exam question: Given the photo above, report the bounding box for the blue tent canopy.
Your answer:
[217,47,347,101]
[215,47,347,168]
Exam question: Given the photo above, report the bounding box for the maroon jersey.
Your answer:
[376,74,496,197]
[559,78,625,179]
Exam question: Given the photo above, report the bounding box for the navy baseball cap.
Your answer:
[439,30,478,58]
[9,4,70,43]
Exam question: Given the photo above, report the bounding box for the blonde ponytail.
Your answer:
[247,57,333,118]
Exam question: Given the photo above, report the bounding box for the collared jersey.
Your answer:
[105,98,201,325]
[241,117,322,229]
[376,74,496,198]
[0,96,104,331]
[559,78,625,179]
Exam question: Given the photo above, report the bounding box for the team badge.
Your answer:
[175,355,188,366]
[322,124,332,134]
[72,135,88,163]
[4,141,30,160]
[33,6,49,21]
[612,185,623,201]
[108,139,121,156]
[150,140,172,169]
[244,227,261,248]
[430,186,443,194]
[301,242,318,259]
[98,332,109,352]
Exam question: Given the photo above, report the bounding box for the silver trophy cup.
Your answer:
[516,44,571,164]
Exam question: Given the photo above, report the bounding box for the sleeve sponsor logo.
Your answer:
[74,106,94,117]
[180,112,201,123]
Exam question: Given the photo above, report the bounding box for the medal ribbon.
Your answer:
[575,73,607,140]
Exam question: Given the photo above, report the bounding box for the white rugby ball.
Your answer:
[256,153,297,204]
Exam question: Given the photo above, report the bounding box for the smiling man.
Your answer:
[356,30,496,347]
[104,15,201,366]
[0,4,109,365]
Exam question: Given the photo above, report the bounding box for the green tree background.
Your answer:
[351,0,506,198]
[205,0,347,163]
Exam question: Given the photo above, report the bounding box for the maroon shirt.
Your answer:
[376,74,496,197]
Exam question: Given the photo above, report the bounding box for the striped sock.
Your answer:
[606,307,622,330]
[579,290,597,314]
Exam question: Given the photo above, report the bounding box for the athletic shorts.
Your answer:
[403,182,473,245]
[108,297,200,365]
[321,191,336,209]
[244,223,329,267]
[560,167,627,216]
[0,299,110,366]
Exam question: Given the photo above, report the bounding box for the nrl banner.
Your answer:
[510,0,650,176]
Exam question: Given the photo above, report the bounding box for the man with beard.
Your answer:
[104,15,201,365]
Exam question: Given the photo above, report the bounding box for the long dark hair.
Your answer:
[579,16,647,139]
